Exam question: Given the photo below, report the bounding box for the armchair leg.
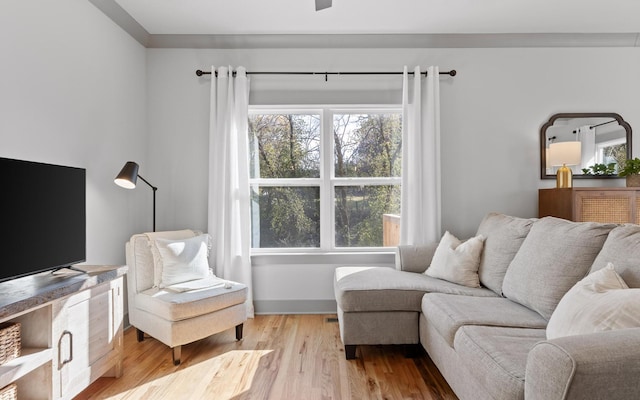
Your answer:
[235,323,244,340]
[136,328,144,342]
[172,346,182,366]
[345,345,357,360]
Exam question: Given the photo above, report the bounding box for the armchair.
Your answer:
[125,229,247,365]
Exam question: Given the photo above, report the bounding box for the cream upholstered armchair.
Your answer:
[125,229,247,365]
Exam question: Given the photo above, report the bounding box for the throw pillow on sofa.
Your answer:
[476,212,535,295]
[425,231,485,288]
[502,217,615,319]
[547,263,640,339]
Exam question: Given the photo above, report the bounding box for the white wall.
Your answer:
[147,47,640,312]
[0,0,148,267]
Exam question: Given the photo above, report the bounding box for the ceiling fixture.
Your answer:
[315,0,332,11]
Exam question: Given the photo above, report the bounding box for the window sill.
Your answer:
[251,251,395,266]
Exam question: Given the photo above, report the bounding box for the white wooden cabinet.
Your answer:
[0,266,126,400]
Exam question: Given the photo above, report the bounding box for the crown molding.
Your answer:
[147,33,640,49]
[90,0,640,49]
[88,0,150,46]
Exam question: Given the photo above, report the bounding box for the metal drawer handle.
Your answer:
[58,330,73,367]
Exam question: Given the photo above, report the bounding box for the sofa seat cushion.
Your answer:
[335,266,497,312]
[422,293,548,347]
[136,282,247,322]
[454,326,546,400]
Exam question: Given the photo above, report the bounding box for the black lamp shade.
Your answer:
[114,161,139,189]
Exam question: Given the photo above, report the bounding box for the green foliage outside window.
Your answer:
[249,111,402,249]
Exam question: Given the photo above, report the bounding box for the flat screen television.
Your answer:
[0,157,86,282]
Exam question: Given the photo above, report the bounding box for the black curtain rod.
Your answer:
[195,69,456,81]
[572,119,616,133]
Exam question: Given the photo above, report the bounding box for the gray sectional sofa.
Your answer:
[334,213,640,400]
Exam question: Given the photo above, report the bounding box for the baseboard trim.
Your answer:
[254,299,337,315]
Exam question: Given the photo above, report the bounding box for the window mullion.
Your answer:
[320,108,333,251]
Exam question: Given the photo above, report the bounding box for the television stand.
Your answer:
[0,265,127,399]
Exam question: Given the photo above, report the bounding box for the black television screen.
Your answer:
[0,157,86,282]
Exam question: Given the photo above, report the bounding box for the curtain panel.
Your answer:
[207,66,254,317]
[400,65,442,246]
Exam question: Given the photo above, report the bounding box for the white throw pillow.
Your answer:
[547,263,640,340]
[153,234,212,287]
[424,231,485,288]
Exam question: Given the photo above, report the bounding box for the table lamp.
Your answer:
[548,142,582,188]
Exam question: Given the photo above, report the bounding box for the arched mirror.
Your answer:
[540,113,632,179]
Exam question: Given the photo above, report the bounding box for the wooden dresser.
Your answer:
[0,265,127,400]
[539,187,640,223]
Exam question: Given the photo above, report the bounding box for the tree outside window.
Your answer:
[249,107,401,251]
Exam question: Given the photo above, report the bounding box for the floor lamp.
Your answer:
[114,161,158,232]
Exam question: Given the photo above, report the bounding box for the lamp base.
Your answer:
[556,164,573,188]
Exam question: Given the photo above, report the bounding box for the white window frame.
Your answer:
[249,105,402,254]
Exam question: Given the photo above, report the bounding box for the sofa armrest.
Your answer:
[395,243,438,273]
[525,328,640,400]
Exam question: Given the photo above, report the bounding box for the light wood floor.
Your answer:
[77,314,457,400]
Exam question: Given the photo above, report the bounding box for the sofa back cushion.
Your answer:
[502,217,615,319]
[590,224,640,288]
[476,212,534,294]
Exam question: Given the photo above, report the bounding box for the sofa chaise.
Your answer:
[334,213,640,400]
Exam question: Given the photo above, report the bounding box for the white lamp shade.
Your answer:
[546,146,555,168]
[548,142,582,167]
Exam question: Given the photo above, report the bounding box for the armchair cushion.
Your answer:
[136,281,247,322]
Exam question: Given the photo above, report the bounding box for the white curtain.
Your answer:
[207,66,254,317]
[577,125,595,170]
[400,66,442,245]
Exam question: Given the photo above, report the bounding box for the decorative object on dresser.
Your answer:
[547,141,582,188]
[539,187,640,223]
[618,157,640,187]
[114,161,158,231]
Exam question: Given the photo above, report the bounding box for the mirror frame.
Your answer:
[540,112,632,179]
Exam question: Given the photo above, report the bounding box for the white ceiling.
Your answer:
[114,0,640,35]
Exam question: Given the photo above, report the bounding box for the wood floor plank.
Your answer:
[76,315,458,400]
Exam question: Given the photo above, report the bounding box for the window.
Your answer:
[249,107,401,252]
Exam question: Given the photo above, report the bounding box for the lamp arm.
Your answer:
[137,174,158,191]
[137,174,157,232]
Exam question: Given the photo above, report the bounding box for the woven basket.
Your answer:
[0,383,17,400]
[0,322,21,365]
[626,174,640,187]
